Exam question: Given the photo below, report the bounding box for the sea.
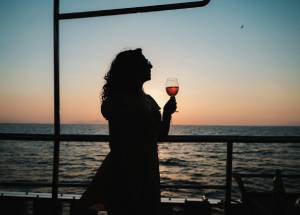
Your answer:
[0,123,300,200]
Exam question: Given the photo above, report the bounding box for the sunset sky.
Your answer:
[0,0,300,125]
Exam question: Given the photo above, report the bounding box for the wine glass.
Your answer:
[166,78,179,97]
[166,78,179,113]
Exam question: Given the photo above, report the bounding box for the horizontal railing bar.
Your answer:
[236,174,300,178]
[1,133,300,143]
[0,182,53,187]
[0,134,109,142]
[59,0,210,20]
[0,182,224,190]
[0,133,54,141]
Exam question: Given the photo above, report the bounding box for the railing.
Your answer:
[1,133,299,214]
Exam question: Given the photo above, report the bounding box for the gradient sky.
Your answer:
[0,0,300,125]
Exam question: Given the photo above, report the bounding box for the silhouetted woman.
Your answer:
[80,48,177,215]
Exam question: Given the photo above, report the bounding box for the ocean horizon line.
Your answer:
[0,122,300,127]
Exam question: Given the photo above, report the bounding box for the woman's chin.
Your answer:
[143,76,151,82]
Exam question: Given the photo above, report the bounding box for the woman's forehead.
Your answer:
[139,54,149,62]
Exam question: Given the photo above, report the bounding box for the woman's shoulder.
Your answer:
[101,94,139,119]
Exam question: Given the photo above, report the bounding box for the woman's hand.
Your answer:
[163,96,177,116]
[160,97,177,137]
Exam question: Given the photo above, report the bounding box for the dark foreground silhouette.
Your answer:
[80,48,177,215]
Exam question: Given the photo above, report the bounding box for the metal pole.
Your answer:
[52,0,60,200]
[224,142,233,215]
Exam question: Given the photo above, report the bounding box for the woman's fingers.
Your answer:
[164,97,177,114]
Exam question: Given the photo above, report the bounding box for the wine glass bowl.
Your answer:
[166,78,179,96]
[165,77,179,114]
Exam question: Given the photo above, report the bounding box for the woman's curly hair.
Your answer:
[101,48,148,102]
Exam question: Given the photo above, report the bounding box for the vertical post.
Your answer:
[52,0,60,200]
[224,142,233,215]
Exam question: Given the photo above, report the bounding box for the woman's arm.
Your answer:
[160,97,177,138]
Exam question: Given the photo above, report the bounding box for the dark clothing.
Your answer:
[80,93,162,215]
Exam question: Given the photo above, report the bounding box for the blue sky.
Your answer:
[0,0,300,125]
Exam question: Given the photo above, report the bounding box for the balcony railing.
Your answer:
[1,133,299,214]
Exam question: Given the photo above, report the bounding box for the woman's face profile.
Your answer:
[140,55,153,82]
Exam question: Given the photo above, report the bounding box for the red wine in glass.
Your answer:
[166,78,179,96]
[166,78,179,113]
[166,86,179,96]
